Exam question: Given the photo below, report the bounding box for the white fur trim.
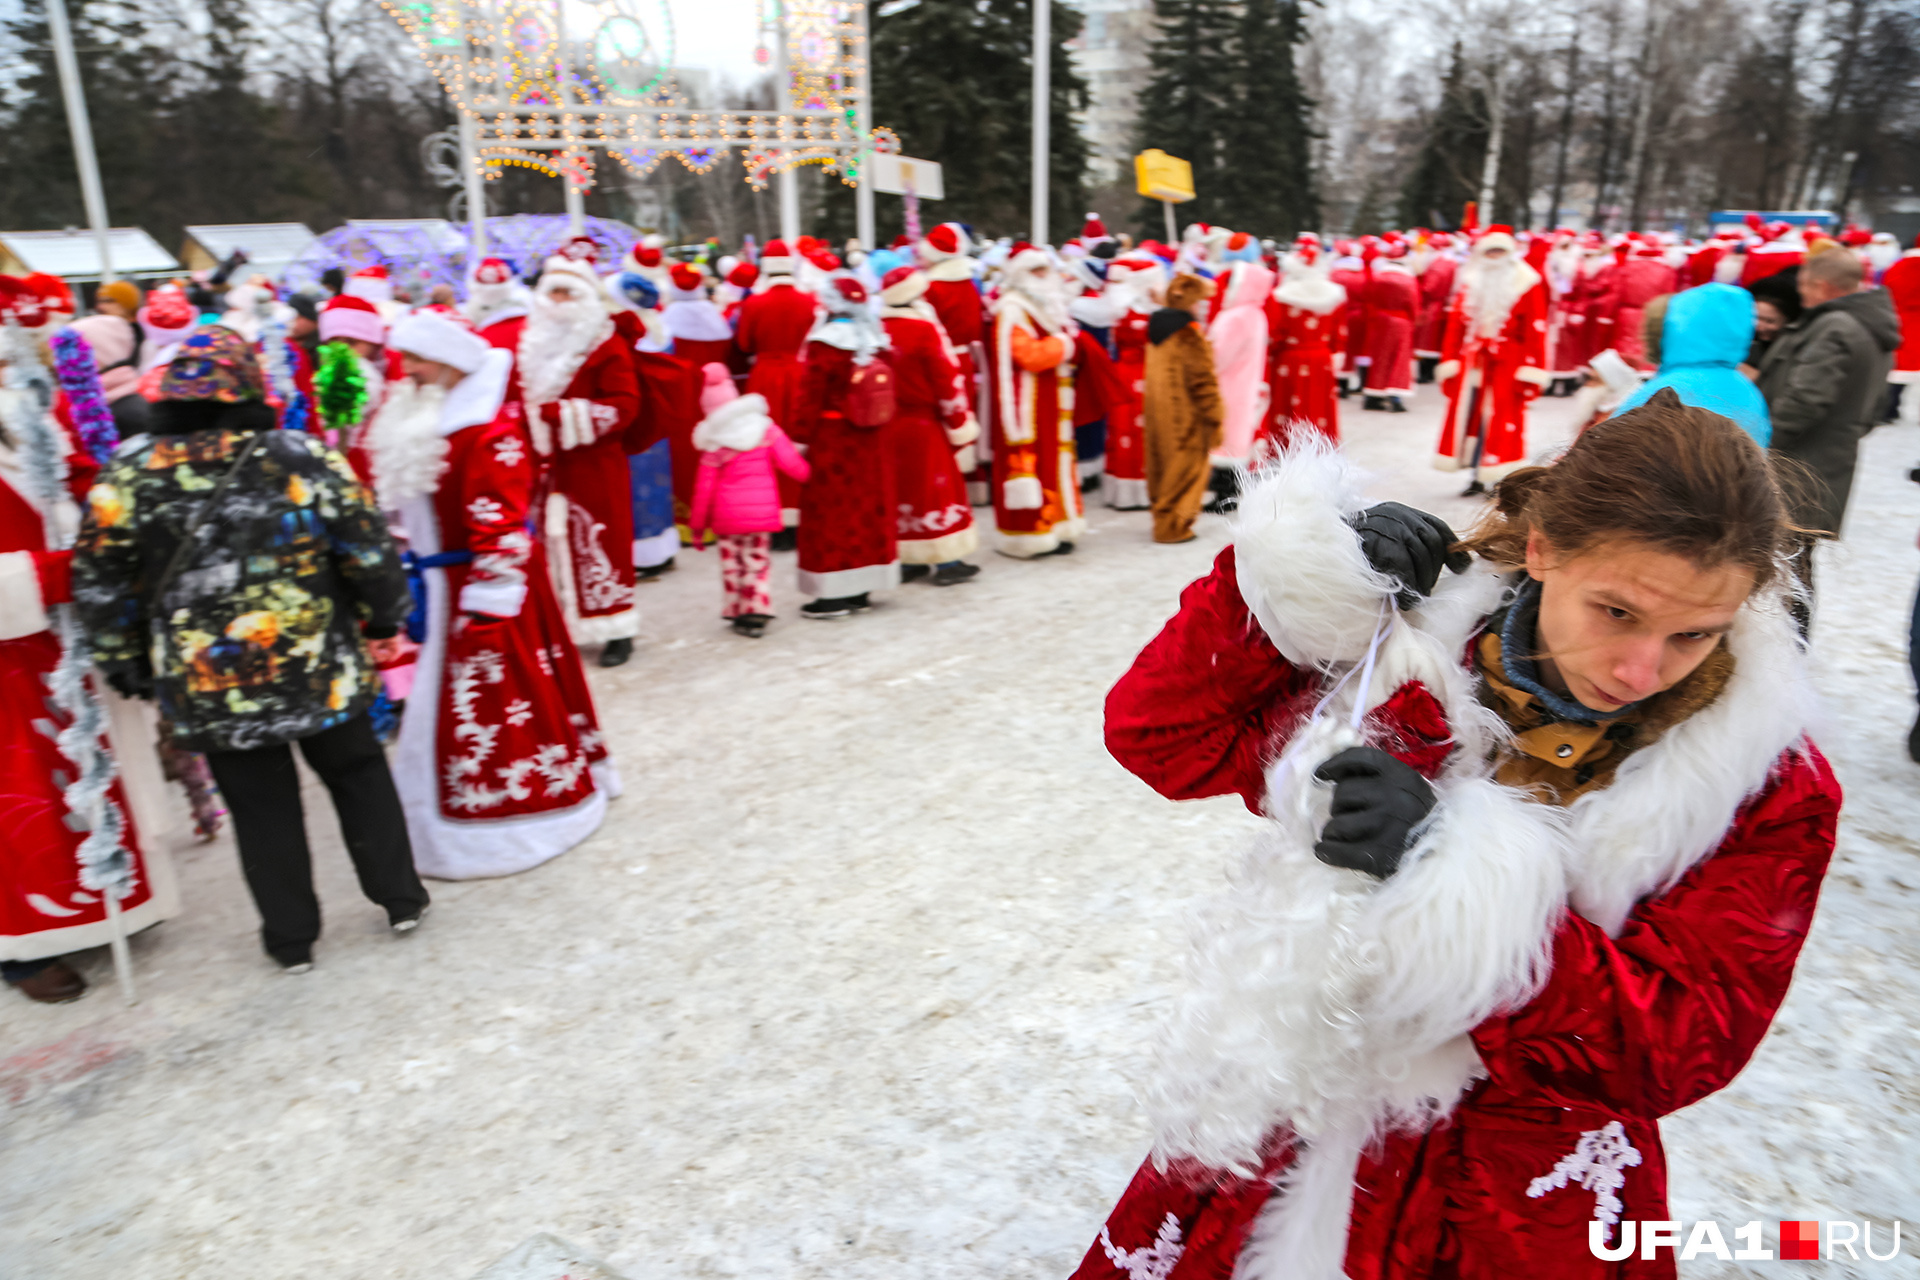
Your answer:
[458,578,528,618]
[367,381,452,508]
[692,394,773,452]
[444,349,513,436]
[796,561,901,597]
[0,551,49,639]
[1515,365,1552,388]
[953,444,978,475]
[945,416,981,448]
[1003,475,1044,510]
[1275,274,1346,315]
[1230,440,1400,666]
[572,607,639,643]
[1434,360,1461,383]
[897,523,979,565]
[1103,474,1150,510]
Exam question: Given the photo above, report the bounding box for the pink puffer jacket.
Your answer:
[687,393,811,536]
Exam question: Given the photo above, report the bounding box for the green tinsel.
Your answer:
[314,340,370,429]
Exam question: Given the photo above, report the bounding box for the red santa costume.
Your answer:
[1543,232,1586,383]
[1410,233,1458,373]
[1358,247,1419,406]
[1263,237,1346,450]
[1611,241,1681,369]
[1073,442,1840,1280]
[1885,238,1920,425]
[1433,228,1548,480]
[878,266,980,565]
[1205,259,1276,466]
[989,245,1083,557]
[1740,219,1807,287]
[661,263,734,372]
[1100,256,1160,510]
[1329,249,1370,394]
[373,314,614,879]
[918,224,990,500]
[466,256,529,351]
[342,264,406,327]
[0,294,179,986]
[791,276,901,607]
[517,252,644,647]
[733,240,819,526]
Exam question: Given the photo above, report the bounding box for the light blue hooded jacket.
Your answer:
[1612,283,1771,445]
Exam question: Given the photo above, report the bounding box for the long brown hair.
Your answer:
[1458,388,1791,588]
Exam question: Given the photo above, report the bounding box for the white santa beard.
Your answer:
[519,295,611,405]
[1461,260,1524,340]
[366,379,450,508]
[1006,276,1070,333]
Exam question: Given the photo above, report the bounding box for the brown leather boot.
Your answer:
[9,959,87,1004]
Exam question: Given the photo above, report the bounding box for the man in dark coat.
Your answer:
[1757,248,1901,538]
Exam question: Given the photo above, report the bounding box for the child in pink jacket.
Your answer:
[687,363,812,637]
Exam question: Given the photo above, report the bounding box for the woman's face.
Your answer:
[1524,533,1753,712]
[1753,299,1786,341]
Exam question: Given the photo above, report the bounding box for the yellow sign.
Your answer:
[1135,149,1195,203]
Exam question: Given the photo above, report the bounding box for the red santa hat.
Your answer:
[472,257,515,286]
[539,252,605,294]
[635,246,664,269]
[0,275,52,329]
[389,311,489,374]
[890,234,913,250]
[759,239,794,275]
[1144,239,1177,262]
[727,262,759,289]
[1081,213,1111,242]
[669,263,705,295]
[1473,225,1521,258]
[880,265,929,307]
[918,223,964,264]
[139,289,197,345]
[318,294,386,346]
[808,250,843,272]
[828,275,869,307]
[1002,242,1051,278]
[341,265,393,306]
[557,235,601,265]
[25,272,75,321]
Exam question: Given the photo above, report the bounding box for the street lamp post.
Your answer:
[45,0,116,286]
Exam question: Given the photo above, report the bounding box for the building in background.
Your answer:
[1067,0,1156,186]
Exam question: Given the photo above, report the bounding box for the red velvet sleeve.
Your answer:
[1470,746,1842,1120]
[1104,545,1315,813]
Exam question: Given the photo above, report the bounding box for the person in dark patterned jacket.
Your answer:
[72,326,429,972]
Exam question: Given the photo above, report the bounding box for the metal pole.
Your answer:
[553,0,586,236]
[853,0,875,250]
[1031,0,1050,245]
[459,110,487,273]
[774,3,800,242]
[45,0,115,286]
[1163,199,1176,244]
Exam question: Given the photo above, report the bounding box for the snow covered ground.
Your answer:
[3,385,1917,1279]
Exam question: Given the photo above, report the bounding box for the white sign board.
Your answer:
[869,154,944,201]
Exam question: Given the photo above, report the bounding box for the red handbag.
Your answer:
[843,357,896,427]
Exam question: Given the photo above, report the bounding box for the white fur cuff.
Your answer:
[1435,360,1461,383]
[953,444,978,475]
[1003,475,1044,510]
[946,416,982,447]
[459,579,528,618]
[1516,366,1551,388]
[1231,440,1398,666]
[0,552,49,640]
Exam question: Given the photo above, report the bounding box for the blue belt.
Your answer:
[402,549,475,642]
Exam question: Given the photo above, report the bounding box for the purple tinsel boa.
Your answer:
[51,328,120,463]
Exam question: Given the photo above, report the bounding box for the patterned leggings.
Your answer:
[718,532,773,618]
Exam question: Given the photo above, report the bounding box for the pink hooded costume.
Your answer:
[1206,260,1275,467]
[687,363,810,624]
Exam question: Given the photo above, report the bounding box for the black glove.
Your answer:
[1349,502,1471,610]
[105,667,154,701]
[1312,746,1437,879]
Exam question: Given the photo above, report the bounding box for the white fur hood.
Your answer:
[1147,440,1818,1277]
[692,393,773,452]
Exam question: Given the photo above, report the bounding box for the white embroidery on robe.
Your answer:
[567,498,631,613]
[441,649,588,812]
[1527,1120,1642,1228]
[1099,1212,1184,1280]
[491,435,527,468]
[467,495,506,524]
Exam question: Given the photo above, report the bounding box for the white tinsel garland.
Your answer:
[0,320,134,901]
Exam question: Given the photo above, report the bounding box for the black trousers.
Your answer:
[205,713,428,963]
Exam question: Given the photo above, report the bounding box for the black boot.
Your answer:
[932,561,980,585]
[598,638,634,667]
[1387,396,1407,413]
[635,557,675,582]
[1363,395,1388,412]
[730,613,770,638]
[901,564,932,583]
[770,528,798,552]
[1417,356,1437,384]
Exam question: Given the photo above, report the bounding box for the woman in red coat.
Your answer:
[1074,389,1839,1279]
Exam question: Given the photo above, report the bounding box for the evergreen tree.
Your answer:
[1132,0,1237,233]
[1396,44,1487,230]
[1213,0,1318,236]
[819,0,1090,242]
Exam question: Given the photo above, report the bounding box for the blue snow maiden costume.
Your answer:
[1612,282,1772,445]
